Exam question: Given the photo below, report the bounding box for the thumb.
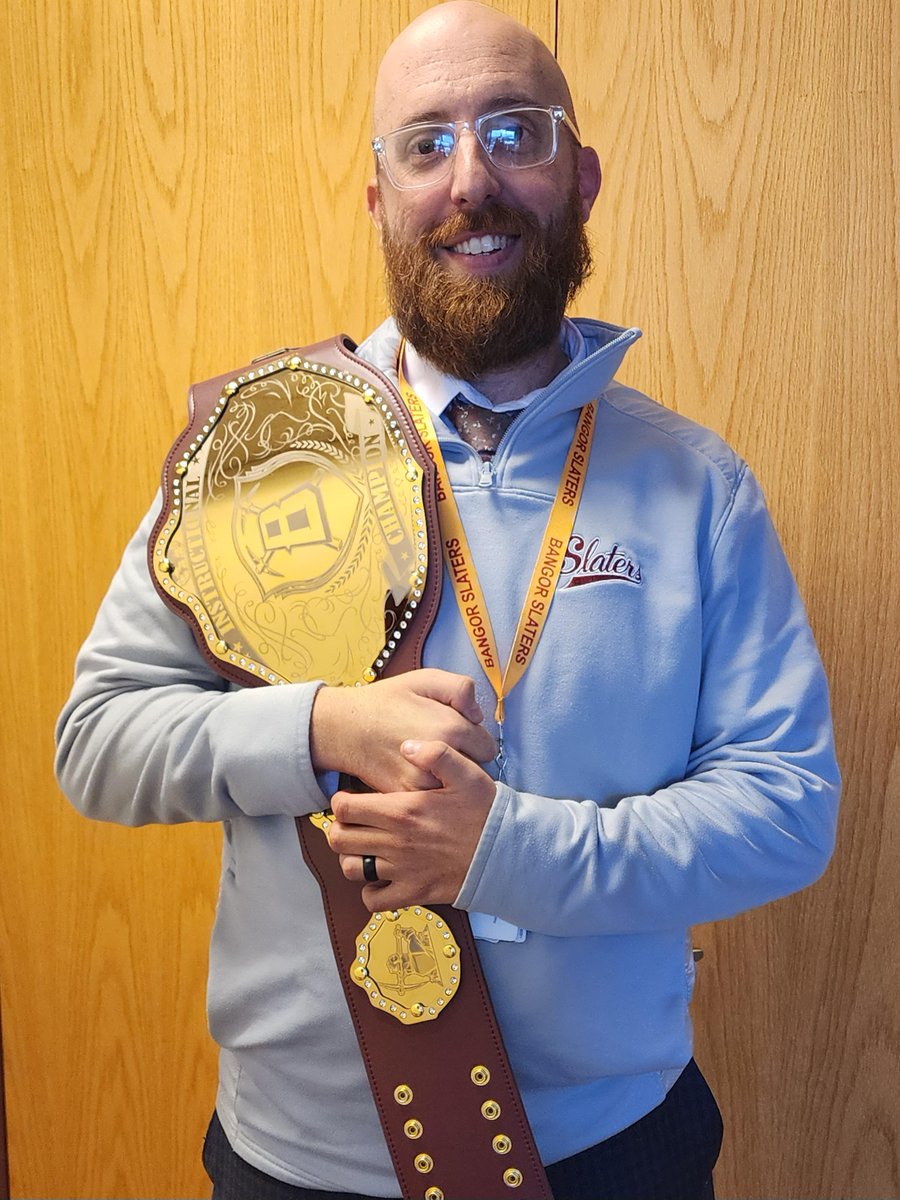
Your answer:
[400,739,471,786]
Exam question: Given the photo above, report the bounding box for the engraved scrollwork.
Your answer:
[206,399,258,494]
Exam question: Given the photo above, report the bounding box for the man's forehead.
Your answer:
[380,69,552,130]
[373,5,572,132]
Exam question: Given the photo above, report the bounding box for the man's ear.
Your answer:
[576,147,602,223]
[366,178,382,230]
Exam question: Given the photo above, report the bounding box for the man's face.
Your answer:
[367,12,601,378]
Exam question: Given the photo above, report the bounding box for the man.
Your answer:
[55,3,840,1198]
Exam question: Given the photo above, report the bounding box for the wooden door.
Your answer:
[0,3,553,1196]
[560,3,899,1195]
[1,1,896,1196]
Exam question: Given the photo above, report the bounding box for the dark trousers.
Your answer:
[203,1058,722,1200]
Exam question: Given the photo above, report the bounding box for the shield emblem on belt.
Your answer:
[232,459,358,593]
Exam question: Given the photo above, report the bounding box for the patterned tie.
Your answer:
[446,396,520,459]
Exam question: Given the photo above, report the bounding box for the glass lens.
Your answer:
[378,107,563,187]
[479,108,554,167]
[387,125,456,185]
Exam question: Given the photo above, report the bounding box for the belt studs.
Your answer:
[394,1084,413,1105]
[492,1134,512,1154]
[503,1168,524,1188]
[414,1153,434,1173]
[404,1119,423,1139]
[481,1099,501,1120]
[470,1064,490,1086]
[425,1189,445,1200]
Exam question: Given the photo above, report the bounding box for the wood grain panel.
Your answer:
[1,2,554,1196]
[559,1,899,1197]
[4,0,897,1196]
[0,998,7,1199]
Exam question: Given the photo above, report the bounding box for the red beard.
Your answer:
[380,188,592,380]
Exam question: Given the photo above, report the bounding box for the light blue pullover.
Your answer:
[55,317,840,1194]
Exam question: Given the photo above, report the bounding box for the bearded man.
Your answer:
[56,3,839,1199]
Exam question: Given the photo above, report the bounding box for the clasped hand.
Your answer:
[309,670,498,910]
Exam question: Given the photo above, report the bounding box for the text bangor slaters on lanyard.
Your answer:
[398,347,596,780]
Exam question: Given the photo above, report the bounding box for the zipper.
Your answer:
[478,458,495,487]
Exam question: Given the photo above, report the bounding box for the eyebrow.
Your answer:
[395,94,544,128]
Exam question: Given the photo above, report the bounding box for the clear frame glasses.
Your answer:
[372,105,581,190]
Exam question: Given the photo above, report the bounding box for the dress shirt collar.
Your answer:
[401,319,587,418]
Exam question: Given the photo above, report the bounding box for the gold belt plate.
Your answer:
[151,354,427,687]
[311,811,463,1025]
[351,906,461,1024]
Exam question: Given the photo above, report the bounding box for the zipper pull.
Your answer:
[478,458,495,487]
[494,698,506,781]
[495,719,507,782]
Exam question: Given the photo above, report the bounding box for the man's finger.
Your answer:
[412,669,485,725]
[339,853,393,885]
[399,738,478,788]
[361,881,418,912]
[330,790,402,831]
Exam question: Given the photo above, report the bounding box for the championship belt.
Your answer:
[149,337,552,1200]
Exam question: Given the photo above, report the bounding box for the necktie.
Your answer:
[446,396,519,459]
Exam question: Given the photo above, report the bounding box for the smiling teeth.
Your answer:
[450,234,511,255]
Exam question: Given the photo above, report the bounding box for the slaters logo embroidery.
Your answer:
[561,534,643,588]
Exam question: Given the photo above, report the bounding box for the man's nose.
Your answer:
[448,129,500,209]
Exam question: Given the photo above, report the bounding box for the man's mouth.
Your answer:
[446,233,517,256]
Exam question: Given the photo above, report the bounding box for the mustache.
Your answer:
[421,204,541,250]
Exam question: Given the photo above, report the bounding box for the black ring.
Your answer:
[362,855,379,883]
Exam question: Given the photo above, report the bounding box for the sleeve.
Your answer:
[455,466,841,936]
[54,502,331,826]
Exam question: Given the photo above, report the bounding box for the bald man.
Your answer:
[56,3,839,1198]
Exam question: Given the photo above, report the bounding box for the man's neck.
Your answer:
[467,339,570,408]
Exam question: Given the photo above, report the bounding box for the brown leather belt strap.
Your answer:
[297,814,552,1200]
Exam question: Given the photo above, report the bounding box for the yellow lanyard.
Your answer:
[397,353,596,776]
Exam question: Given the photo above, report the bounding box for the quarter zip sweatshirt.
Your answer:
[55,316,840,1194]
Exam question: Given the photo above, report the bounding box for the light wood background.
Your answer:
[1,0,896,1196]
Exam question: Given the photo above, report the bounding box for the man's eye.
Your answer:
[488,125,524,150]
[486,117,540,153]
[406,131,454,159]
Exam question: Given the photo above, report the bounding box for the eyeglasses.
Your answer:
[372,105,581,190]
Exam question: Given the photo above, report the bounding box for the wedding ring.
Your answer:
[362,855,379,883]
